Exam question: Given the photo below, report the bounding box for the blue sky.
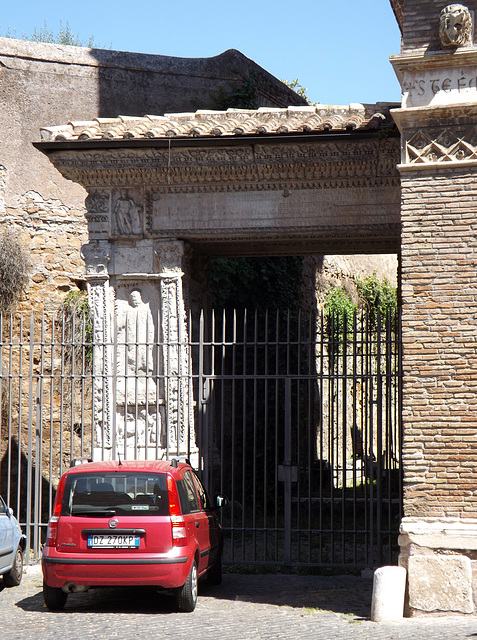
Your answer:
[1,0,402,106]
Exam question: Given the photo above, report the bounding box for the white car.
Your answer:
[0,495,26,587]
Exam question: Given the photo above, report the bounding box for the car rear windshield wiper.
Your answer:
[71,509,117,517]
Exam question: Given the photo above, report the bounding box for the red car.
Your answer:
[42,458,227,612]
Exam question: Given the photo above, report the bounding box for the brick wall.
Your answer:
[401,167,477,518]
[401,1,477,52]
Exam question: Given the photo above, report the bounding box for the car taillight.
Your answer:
[45,516,59,547]
[171,515,187,546]
[45,475,67,548]
[167,475,187,547]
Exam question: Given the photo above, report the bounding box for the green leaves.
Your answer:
[324,273,398,340]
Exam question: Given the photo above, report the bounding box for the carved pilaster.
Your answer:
[81,240,114,459]
[154,240,196,457]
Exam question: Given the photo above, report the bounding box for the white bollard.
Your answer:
[371,566,407,622]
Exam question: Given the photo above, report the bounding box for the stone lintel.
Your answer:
[400,517,477,551]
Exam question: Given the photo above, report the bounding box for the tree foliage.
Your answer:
[0,230,30,314]
[281,78,317,105]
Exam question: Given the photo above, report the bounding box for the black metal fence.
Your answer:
[194,309,402,569]
[0,308,402,568]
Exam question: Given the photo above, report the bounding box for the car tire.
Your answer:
[176,560,198,612]
[43,581,68,611]
[3,545,24,587]
[207,554,222,585]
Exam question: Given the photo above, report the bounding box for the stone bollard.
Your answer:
[371,566,406,622]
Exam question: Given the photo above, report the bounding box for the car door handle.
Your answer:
[195,521,200,528]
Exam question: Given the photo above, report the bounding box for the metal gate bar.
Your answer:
[194,308,402,569]
[1,307,402,568]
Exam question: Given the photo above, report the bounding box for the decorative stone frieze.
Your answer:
[404,124,477,164]
[44,139,401,191]
[85,189,110,238]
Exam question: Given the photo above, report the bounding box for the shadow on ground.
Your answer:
[14,573,373,618]
[202,573,373,617]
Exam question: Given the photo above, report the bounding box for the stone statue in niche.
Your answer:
[439,4,473,47]
[114,193,142,236]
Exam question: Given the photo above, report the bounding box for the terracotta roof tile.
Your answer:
[40,104,397,143]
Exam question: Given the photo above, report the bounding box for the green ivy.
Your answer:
[324,273,398,340]
[357,273,397,324]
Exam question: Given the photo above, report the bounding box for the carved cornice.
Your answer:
[45,138,401,190]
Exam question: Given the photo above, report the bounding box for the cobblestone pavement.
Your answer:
[1,565,477,640]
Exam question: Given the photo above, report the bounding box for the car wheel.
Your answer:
[3,545,24,587]
[176,560,198,612]
[207,554,222,585]
[43,581,68,611]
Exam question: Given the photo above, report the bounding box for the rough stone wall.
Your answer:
[0,38,304,313]
[400,0,477,53]
[400,167,477,519]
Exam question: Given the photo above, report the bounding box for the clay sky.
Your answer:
[1,0,402,106]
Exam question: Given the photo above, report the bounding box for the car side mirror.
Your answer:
[215,495,228,509]
[6,507,14,518]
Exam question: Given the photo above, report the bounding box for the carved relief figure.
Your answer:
[114,193,142,235]
[439,4,473,47]
[118,288,154,379]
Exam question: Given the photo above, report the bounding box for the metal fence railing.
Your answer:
[0,308,402,568]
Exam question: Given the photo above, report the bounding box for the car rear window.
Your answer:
[61,472,169,517]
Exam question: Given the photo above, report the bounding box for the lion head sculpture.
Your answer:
[439,4,473,47]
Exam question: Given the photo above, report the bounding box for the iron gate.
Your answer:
[0,308,401,568]
[194,308,402,569]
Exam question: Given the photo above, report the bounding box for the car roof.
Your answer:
[65,459,190,476]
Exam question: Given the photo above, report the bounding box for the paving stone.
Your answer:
[1,568,477,640]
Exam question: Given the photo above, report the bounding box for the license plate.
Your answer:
[87,534,140,548]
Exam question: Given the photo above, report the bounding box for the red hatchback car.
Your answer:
[42,458,227,612]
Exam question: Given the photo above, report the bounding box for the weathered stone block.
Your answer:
[408,555,473,614]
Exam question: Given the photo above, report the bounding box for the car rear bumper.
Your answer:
[42,550,192,589]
